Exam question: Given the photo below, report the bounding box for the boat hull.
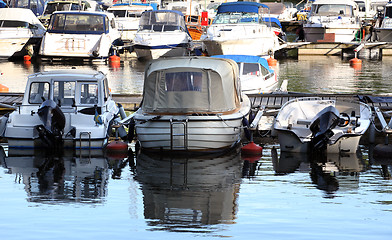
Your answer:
[133,43,190,60]
[303,26,359,43]
[276,130,362,154]
[374,28,392,42]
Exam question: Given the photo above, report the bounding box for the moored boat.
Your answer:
[39,11,123,60]
[374,1,392,42]
[133,10,193,60]
[211,54,281,94]
[0,8,46,59]
[303,0,361,43]
[273,97,372,153]
[200,1,280,56]
[0,69,120,149]
[133,56,251,152]
[107,2,155,43]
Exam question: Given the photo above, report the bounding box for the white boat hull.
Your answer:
[273,98,372,153]
[134,96,251,152]
[303,25,359,42]
[133,32,192,60]
[0,38,30,58]
[202,25,279,56]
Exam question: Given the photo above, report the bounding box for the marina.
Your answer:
[1,0,392,239]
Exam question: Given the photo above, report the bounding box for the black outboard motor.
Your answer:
[309,106,340,151]
[35,99,66,148]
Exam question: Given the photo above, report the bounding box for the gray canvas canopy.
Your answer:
[141,57,241,114]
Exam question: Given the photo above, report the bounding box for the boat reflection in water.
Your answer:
[271,147,367,197]
[0,146,127,203]
[135,147,243,231]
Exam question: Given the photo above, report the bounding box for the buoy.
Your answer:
[267,57,277,67]
[106,140,128,152]
[349,57,362,67]
[241,141,263,156]
[23,55,31,61]
[109,55,120,63]
[0,84,9,92]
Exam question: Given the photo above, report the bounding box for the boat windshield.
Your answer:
[29,82,50,104]
[53,81,76,106]
[44,3,83,15]
[0,20,29,28]
[212,12,260,24]
[311,4,354,17]
[109,10,143,18]
[139,11,186,31]
[48,13,109,34]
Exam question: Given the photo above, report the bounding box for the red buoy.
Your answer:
[267,57,277,67]
[109,55,120,63]
[241,141,263,156]
[106,140,128,151]
[23,55,31,61]
[349,57,362,67]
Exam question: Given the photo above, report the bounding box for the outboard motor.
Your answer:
[35,99,66,148]
[309,106,340,151]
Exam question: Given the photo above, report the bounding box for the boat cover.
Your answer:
[0,8,45,29]
[141,57,241,114]
[217,1,269,14]
[263,17,282,28]
[211,55,274,73]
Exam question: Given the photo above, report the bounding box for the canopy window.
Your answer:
[53,81,76,106]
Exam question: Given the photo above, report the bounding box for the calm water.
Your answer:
[1,55,392,239]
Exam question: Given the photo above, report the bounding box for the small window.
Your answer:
[53,81,75,106]
[80,83,98,104]
[165,72,202,92]
[29,82,50,104]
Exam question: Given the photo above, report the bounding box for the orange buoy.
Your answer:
[267,57,277,67]
[24,55,31,61]
[0,83,9,92]
[241,141,263,156]
[349,57,362,66]
[109,55,120,63]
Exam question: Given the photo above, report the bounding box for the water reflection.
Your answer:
[271,148,367,197]
[0,147,125,204]
[135,148,243,232]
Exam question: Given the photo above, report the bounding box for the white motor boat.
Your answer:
[374,2,392,42]
[200,1,280,56]
[39,11,122,60]
[273,97,372,153]
[303,0,361,43]
[0,8,46,59]
[133,56,251,152]
[107,2,155,43]
[0,69,120,149]
[211,55,282,94]
[133,10,193,60]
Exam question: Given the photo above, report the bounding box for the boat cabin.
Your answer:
[138,10,188,33]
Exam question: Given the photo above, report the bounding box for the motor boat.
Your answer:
[0,69,120,149]
[133,56,251,152]
[200,1,280,56]
[0,8,46,59]
[107,2,155,43]
[303,0,361,42]
[374,1,392,42]
[39,11,122,60]
[38,0,93,27]
[211,55,283,94]
[272,97,372,153]
[133,10,193,60]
